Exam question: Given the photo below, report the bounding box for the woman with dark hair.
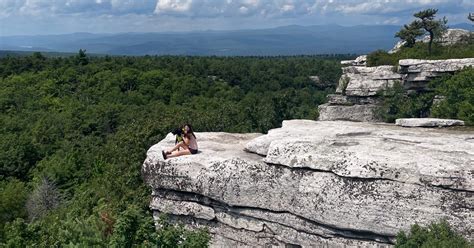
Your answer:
[162,124,198,160]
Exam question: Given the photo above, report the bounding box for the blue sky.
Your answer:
[0,0,472,36]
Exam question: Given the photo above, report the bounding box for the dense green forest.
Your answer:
[0,52,346,246]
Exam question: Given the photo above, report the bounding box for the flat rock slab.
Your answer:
[142,121,474,247]
[245,120,474,191]
[399,58,474,73]
[396,118,465,127]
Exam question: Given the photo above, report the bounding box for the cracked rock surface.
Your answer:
[142,120,474,247]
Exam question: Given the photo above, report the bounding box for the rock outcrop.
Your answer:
[318,58,474,122]
[389,29,472,54]
[341,55,367,66]
[142,120,474,247]
[309,75,334,89]
[336,66,400,97]
[322,28,474,122]
[400,58,474,90]
[395,118,465,127]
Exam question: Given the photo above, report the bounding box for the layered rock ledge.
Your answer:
[318,58,474,122]
[396,118,465,127]
[142,120,473,247]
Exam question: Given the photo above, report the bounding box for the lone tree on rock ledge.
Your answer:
[396,8,447,54]
[415,9,447,54]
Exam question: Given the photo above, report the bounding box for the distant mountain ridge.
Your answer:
[1,24,472,56]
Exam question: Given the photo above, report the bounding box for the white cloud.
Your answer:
[2,0,155,17]
[154,0,193,14]
[0,0,471,35]
[239,6,249,14]
[281,4,294,12]
[2,0,469,19]
[314,0,462,15]
[0,0,26,18]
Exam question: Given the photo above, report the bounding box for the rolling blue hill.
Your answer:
[1,24,472,56]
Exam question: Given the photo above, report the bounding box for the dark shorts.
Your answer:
[189,148,198,155]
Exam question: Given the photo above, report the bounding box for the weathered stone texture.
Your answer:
[142,121,474,247]
[319,57,474,122]
[318,103,380,122]
[395,118,465,127]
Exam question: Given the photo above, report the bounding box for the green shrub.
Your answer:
[339,75,350,96]
[155,215,210,248]
[109,205,157,247]
[376,68,473,125]
[395,220,471,248]
[367,50,399,67]
[2,218,32,248]
[0,179,28,241]
[367,41,474,66]
[430,67,474,125]
[375,82,435,123]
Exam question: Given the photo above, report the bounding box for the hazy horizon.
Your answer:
[0,0,472,36]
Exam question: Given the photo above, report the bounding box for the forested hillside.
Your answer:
[0,52,345,246]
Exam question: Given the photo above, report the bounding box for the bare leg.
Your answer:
[167,148,192,158]
[167,141,188,153]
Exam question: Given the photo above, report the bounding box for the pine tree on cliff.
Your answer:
[396,9,447,54]
[395,21,424,48]
[413,8,447,54]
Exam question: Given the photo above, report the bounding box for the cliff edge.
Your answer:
[142,120,473,247]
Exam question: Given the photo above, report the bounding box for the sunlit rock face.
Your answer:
[318,58,474,122]
[142,120,474,247]
[395,118,465,127]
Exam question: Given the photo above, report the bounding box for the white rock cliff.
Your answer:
[142,120,474,247]
[318,28,473,122]
[318,58,474,122]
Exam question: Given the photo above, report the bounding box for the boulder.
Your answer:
[142,120,474,247]
[395,118,465,127]
[318,103,380,122]
[341,55,368,66]
[309,75,320,83]
[309,75,334,88]
[432,95,446,106]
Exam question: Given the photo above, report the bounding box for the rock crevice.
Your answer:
[152,189,395,244]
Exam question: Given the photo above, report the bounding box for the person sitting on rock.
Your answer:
[162,124,198,160]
